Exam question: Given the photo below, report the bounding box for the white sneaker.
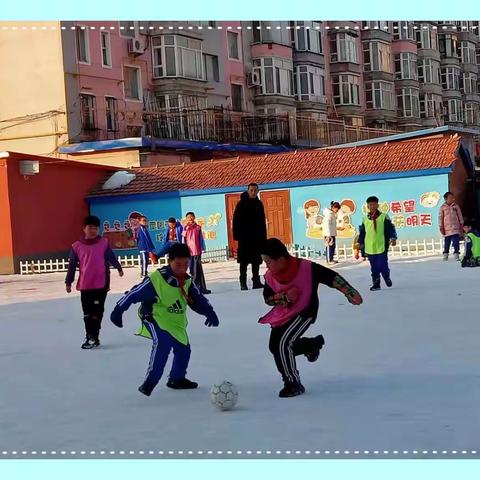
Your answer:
[454,253,460,261]
[443,253,449,261]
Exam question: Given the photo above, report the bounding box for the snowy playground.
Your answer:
[0,256,479,459]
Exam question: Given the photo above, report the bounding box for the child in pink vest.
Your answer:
[65,215,124,349]
[182,212,211,294]
[260,238,362,398]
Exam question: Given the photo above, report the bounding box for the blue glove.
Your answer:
[204,312,219,327]
[110,307,123,328]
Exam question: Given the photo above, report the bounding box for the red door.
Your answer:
[260,190,293,245]
[225,193,242,258]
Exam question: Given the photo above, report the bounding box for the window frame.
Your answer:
[75,26,90,65]
[100,31,112,69]
[123,65,143,102]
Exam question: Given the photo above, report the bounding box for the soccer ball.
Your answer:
[210,381,239,411]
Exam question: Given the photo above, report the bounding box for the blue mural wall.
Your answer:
[89,192,227,253]
[290,174,449,248]
[89,172,449,253]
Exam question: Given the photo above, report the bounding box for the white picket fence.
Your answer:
[288,238,452,261]
[19,247,231,275]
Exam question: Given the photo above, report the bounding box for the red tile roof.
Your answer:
[88,134,462,197]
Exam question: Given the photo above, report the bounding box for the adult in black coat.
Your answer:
[232,183,267,290]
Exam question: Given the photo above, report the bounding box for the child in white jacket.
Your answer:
[322,201,340,264]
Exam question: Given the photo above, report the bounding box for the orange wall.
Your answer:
[0,159,14,273]
[7,160,110,261]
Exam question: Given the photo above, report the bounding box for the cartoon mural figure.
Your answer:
[304,200,324,239]
[207,213,222,227]
[336,199,357,239]
[103,211,143,250]
[420,192,441,208]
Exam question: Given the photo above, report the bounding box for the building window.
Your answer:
[152,35,204,80]
[101,32,112,68]
[362,21,389,31]
[462,72,478,94]
[363,41,392,72]
[154,94,207,112]
[332,74,360,105]
[439,33,458,58]
[419,92,442,119]
[397,88,420,118]
[105,97,117,131]
[75,27,90,64]
[204,54,220,82]
[290,21,322,54]
[460,41,476,64]
[365,81,395,110]
[123,66,142,100]
[416,24,438,50]
[418,58,440,84]
[119,21,137,38]
[294,65,326,102]
[394,52,417,80]
[393,21,415,41]
[330,33,358,63]
[441,66,461,90]
[464,102,477,125]
[231,84,243,111]
[80,94,96,130]
[252,57,294,96]
[443,99,463,122]
[227,31,240,60]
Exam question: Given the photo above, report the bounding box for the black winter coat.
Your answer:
[232,191,267,264]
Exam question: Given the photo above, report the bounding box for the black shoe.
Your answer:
[138,383,153,396]
[201,289,211,295]
[384,277,392,288]
[252,277,264,289]
[93,337,101,347]
[81,336,96,349]
[370,284,381,291]
[279,382,305,398]
[166,378,198,389]
[240,284,248,291]
[306,335,325,362]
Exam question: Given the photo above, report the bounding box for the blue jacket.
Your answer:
[358,211,397,254]
[136,225,155,252]
[110,266,219,326]
[162,222,183,246]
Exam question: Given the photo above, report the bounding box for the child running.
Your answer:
[110,243,219,396]
[259,238,363,398]
[65,215,124,349]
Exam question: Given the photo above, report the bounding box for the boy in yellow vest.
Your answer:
[461,221,480,267]
[358,196,397,291]
[110,243,219,396]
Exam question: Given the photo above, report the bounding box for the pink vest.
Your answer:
[183,224,203,256]
[72,237,109,290]
[259,259,313,328]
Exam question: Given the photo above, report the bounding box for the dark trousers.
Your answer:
[190,255,207,292]
[269,315,315,385]
[444,234,460,254]
[80,288,108,339]
[141,319,191,392]
[139,250,149,276]
[325,236,336,262]
[368,252,390,285]
[239,261,260,282]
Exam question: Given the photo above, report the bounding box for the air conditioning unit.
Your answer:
[19,160,39,176]
[247,70,262,87]
[128,37,145,55]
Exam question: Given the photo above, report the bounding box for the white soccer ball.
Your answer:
[210,381,239,411]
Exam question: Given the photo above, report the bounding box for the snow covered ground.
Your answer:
[1,256,479,459]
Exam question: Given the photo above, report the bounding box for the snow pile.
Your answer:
[102,171,136,190]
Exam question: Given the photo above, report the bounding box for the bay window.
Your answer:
[330,33,358,63]
[416,24,438,50]
[253,57,294,96]
[460,41,476,64]
[395,52,417,80]
[419,92,442,118]
[397,87,420,117]
[332,74,360,105]
[365,81,395,110]
[441,66,461,90]
[418,58,440,84]
[393,21,415,41]
[290,21,322,54]
[443,99,463,122]
[294,65,326,101]
[439,33,458,57]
